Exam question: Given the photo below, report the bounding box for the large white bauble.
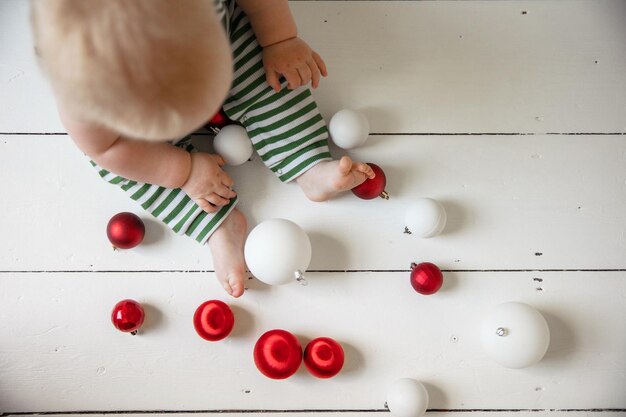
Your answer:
[328,109,370,149]
[213,125,253,166]
[386,378,429,417]
[481,302,550,369]
[404,198,447,238]
[244,218,312,286]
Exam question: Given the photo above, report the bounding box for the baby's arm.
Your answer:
[236,0,297,48]
[236,0,328,91]
[60,109,236,213]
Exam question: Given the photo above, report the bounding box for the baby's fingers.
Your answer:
[309,60,321,89]
[297,64,312,88]
[284,68,302,90]
[220,172,235,188]
[312,51,328,77]
[265,68,281,92]
[197,198,219,213]
[206,193,230,207]
[217,184,237,199]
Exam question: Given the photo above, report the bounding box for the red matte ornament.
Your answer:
[351,163,389,200]
[193,300,234,341]
[304,337,345,378]
[106,212,145,249]
[254,329,302,379]
[206,108,231,130]
[111,299,145,335]
[410,262,444,295]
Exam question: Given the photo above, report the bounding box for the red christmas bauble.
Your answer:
[254,329,302,379]
[351,163,389,200]
[303,337,345,378]
[206,108,231,130]
[410,262,444,295]
[193,300,234,341]
[111,299,145,334]
[106,212,145,249]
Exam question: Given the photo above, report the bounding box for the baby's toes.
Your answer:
[355,162,375,179]
[228,273,246,298]
[220,280,234,296]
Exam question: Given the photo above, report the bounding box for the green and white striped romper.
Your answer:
[92,0,332,245]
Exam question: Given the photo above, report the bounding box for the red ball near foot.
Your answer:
[206,108,231,130]
[193,300,235,341]
[410,262,444,295]
[351,163,389,200]
[304,337,345,378]
[254,329,302,379]
[107,212,145,249]
[111,299,145,334]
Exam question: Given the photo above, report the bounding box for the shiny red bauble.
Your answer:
[193,300,234,341]
[351,163,389,200]
[206,108,231,130]
[410,262,444,295]
[111,299,145,334]
[106,212,145,249]
[254,329,302,379]
[303,337,345,378]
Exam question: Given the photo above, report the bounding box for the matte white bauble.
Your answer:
[404,198,447,238]
[244,218,312,285]
[386,378,429,417]
[328,109,370,149]
[213,125,253,166]
[481,302,550,369]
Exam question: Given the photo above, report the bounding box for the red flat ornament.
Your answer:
[304,337,345,378]
[254,329,302,379]
[193,300,235,341]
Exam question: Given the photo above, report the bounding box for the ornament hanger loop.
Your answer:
[295,270,308,286]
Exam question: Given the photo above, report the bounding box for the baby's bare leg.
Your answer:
[296,156,375,202]
[207,208,247,298]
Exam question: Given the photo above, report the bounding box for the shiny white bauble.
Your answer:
[244,218,312,285]
[213,125,253,166]
[328,109,370,149]
[386,378,429,417]
[481,302,550,369]
[404,198,447,238]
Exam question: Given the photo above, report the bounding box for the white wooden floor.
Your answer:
[1,0,625,416]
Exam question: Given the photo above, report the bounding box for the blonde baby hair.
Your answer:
[31,0,234,140]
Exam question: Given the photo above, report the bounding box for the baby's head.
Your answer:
[31,0,233,140]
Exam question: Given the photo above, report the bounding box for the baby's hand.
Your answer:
[182,153,236,213]
[262,37,328,92]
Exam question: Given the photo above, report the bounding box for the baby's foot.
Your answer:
[208,208,247,297]
[296,156,375,202]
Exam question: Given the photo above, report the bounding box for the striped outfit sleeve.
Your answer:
[221,4,332,183]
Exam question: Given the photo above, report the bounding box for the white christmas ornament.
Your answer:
[386,378,429,417]
[213,125,253,166]
[481,302,550,369]
[328,109,370,149]
[244,218,312,286]
[404,198,447,238]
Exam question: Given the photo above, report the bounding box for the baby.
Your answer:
[31,0,374,297]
